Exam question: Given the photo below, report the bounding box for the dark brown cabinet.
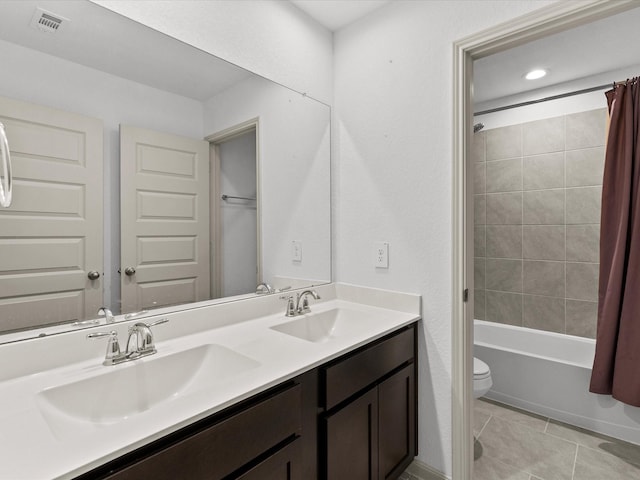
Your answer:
[78,322,417,480]
[322,326,417,480]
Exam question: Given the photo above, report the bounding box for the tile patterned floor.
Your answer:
[474,398,640,480]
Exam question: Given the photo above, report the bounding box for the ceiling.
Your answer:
[290,0,392,31]
[0,1,250,102]
[474,5,640,105]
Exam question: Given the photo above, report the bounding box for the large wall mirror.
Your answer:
[0,0,331,342]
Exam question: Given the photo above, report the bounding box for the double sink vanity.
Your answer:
[0,283,420,479]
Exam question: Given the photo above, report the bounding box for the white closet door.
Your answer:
[120,125,210,314]
[0,95,103,331]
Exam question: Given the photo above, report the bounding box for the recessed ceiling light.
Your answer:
[525,69,547,80]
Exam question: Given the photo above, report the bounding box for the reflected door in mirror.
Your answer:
[0,95,103,332]
[120,125,210,314]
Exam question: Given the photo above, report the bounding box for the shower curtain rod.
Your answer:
[474,82,612,116]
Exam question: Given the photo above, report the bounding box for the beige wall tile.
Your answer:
[523,295,565,333]
[474,161,486,194]
[486,258,523,292]
[473,130,486,163]
[475,194,486,225]
[565,108,607,150]
[523,260,565,297]
[523,116,565,155]
[566,146,605,187]
[565,300,597,338]
[486,291,522,326]
[566,186,602,224]
[474,289,486,321]
[523,225,565,261]
[475,225,486,257]
[475,257,486,290]
[486,158,523,193]
[566,262,599,301]
[523,152,564,190]
[523,189,564,225]
[486,225,522,259]
[566,225,599,262]
[487,192,523,225]
[486,124,522,161]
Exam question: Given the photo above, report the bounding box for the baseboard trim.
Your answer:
[405,459,450,480]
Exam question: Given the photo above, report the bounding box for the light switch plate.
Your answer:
[292,240,302,262]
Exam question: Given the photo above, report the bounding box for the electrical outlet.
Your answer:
[292,240,302,262]
[374,242,389,268]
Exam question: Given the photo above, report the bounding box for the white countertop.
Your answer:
[0,283,420,479]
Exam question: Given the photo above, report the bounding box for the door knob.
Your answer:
[124,267,136,276]
[88,271,100,280]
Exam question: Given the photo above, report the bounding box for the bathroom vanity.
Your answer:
[0,284,420,480]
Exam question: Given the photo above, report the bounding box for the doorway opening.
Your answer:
[452,2,640,478]
[207,119,261,299]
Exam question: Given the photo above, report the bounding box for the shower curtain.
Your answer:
[589,77,640,407]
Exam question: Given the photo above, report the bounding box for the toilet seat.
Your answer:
[474,357,490,379]
[473,357,492,398]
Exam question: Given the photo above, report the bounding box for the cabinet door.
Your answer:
[238,439,301,480]
[378,364,416,479]
[325,387,378,480]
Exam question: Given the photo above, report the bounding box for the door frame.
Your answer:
[451,1,638,478]
[206,117,261,299]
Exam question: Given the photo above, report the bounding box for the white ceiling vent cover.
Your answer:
[30,7,69,34]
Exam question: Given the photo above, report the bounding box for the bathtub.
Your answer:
[474,319,640,445]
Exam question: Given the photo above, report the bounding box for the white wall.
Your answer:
[333,1,556,475]
[92,0,333,105]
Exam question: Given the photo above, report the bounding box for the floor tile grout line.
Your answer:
[476,414,492,439]
[570,443,580,480]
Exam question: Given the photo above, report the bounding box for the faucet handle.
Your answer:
[97,307,115,324]
[87,330,123,365]
[280,295,297,317]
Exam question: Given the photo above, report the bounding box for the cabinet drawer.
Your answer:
[323,327,414,410]
[105,383,302,480]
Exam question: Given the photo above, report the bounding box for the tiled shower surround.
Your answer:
[473,108,607,338]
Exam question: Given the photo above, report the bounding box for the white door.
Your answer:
[0,95,103,331]
[120,125,210,313]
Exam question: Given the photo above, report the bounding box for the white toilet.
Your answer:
[473,357,492,398]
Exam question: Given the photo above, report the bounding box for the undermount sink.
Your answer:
[270,308,375,343]
[37,344,260,429]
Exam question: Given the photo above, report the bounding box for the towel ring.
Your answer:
[0,122,13,208]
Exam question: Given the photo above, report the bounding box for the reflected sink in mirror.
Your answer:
[37,344,260,434]
[270,308,376,343]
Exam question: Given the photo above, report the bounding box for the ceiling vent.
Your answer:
[30,7,69,34]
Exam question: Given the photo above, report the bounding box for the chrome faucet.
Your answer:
[87,318,168,366]
[97,307,115,323]
[256,283,274,294]
[281,290,321,317]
